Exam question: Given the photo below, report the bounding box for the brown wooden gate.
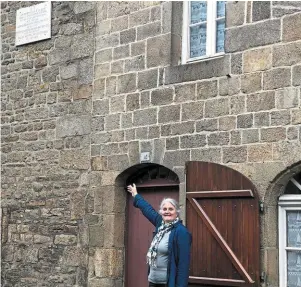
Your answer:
[186,162,260,287]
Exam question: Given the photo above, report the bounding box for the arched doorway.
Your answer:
[125,164,180,287]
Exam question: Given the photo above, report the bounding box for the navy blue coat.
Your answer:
[133,194,192,287]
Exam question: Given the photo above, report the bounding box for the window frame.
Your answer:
[278,194,301,287]
[182,0,225,64]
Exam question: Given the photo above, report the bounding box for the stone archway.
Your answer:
[262,161,301,286]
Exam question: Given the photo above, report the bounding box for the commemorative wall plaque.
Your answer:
[15,2,51,46]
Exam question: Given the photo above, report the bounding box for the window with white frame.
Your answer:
[279,173,301,287]
[182,1,226,64]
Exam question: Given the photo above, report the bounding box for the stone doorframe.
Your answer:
[263,161,301,287]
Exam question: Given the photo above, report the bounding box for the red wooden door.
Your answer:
[125,186,179,287]
[186,162,260,287]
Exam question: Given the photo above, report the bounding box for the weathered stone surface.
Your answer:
[175,84,196,102]
[243,47,272,73]
[138,68,158,90]
[208,132,229,146]
[165,55,230,84]
[205,98,229,117]
[60,149,90,170]
[137,21,161,40]
[163,150,190,168]
[252,2,271,21]
[131,40,145,56]
[125,55,145,72]
[248,144,273,162]
[191,148,222,163]
[197,80,217,99]
[180,134,206,148]
[133,108,157,126]
[120,28,136,44]
[94,249,123,277]
[158,105,180,123]
[147,34,171,68]
[283,12,301,42]
[182,101,204,121]
[270,110,290,126]
[241,72,262,94]
[54,234,77,245]
[223,146,247,163]
[237,114,253,128]
[260,127,286,142]
[56,115,91,138]
[219,76,240,96]
[226,1,245,27]
[242,129,259,144]
[273,42,301,67]
[225,20,280,52]
[151,88,173,105]
[117,73,137,93]
[263,68,291,90]
[247,92,275,112]
[293,65,301,86]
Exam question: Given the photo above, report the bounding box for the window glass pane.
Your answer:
[287,211,301,247]
[190,1,207,24]
[217,1,225,18]
[190,25,206,58]
[216,19,225,53]
[287,251,301,287]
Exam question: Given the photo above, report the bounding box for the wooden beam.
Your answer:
[186,189,254,198]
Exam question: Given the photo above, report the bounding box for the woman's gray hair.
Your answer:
[159,198,181,217]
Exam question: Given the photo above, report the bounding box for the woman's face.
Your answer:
[161,201,177,223]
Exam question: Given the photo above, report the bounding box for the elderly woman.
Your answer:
[127,183,192,287]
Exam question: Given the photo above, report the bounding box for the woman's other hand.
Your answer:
[127,183,138,197]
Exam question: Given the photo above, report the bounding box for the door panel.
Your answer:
[126,186,179,287]
[186,162,260,287]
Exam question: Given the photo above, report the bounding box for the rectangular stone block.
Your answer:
[96,33,119,50]
[131,40,145,56]
[60,149,90,170]
[107,154,129,171]
[165,55,230,84]
[182,101,204,121]
[197,80,217,100]
[117,73,137,93]
[273,42,301,67]
[270,110,291,126]
[225,20,280,52]
[237,113,253,128]
[129,8,150,27]
[113,44,130,60]
[196,119,218,132]
[175,83,196,102]
[110,95,125,113]
[205,98,229,117]
[293,65,301,86]
[243,47,272,73]
[247,91,275,112]
[230,95,246,114]
[158,105,180,123]
[94,248,123,277]
[103,214,125,248]
[137,21,161,40]
[163,150,190,168]
[292,109,301,124]
[147,33,171,68]
[252,2,271,21]
[260,127,286,142]
[219,76,240,96]
[111,15,128,32]
[191,148,222,163]
[254,112,270,127]
[56,115,91,138]
[166,137,179,150]
[133,108,157,126]
[89,224,104,247]
[124,55,145,72]
[208,132,229,146]
[138,69,158,90]
[126,93,140,111]
[151,88,173,105]
[93,99,109,116]
[120,28,136,44]
[180,134,206,148]
[242,129,259,144]
[248,144,273,162]
[263,68,291,90]
[222,146,247,163]
[241,72,262,94]
[105,114,121,131]
[283,12,301,42]
[226,1,245,27]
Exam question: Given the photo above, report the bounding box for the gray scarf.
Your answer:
[146,218,179,267]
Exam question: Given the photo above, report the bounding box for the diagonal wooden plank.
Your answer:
[186,189,254,198]
[188,197,255,284]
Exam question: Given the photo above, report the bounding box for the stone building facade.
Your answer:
[1,1,301,287]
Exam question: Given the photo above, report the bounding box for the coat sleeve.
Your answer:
[175,228,192,287]
[133,194,162,227]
